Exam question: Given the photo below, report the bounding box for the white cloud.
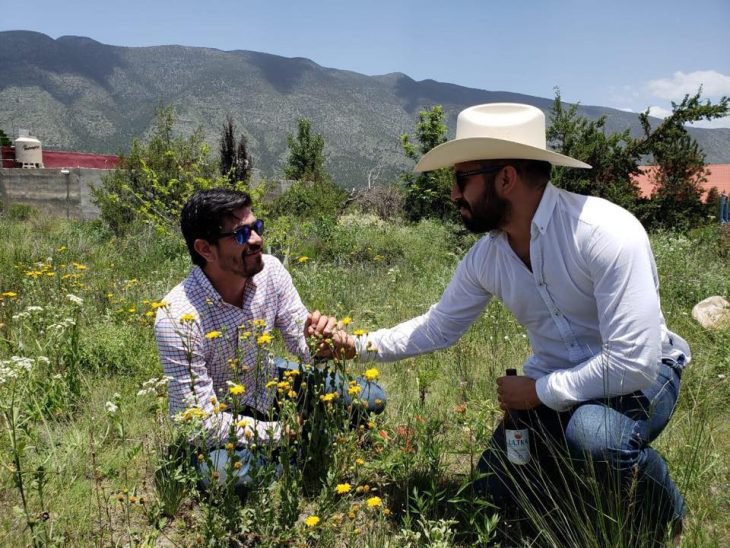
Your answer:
[647,105,672,119]
[648,70,730,100]
[688,115,730,129]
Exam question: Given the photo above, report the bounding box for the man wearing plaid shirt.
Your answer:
[155,189,384,480]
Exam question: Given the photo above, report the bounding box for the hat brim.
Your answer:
[414,137,592,172]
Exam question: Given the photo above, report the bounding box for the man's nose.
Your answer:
[247,228,263,246]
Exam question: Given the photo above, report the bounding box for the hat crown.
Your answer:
[455,103,547,150]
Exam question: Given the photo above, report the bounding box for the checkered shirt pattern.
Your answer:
[155,255,310,446]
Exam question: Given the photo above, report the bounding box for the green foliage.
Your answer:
[219,114,253,185]
[0,128,12,146]
[547,90,642,212]
[269,178,346,222]
[1,206,730,545]
[91,106,229,235]
[401,105,456,222]
[3,203,35,221]
[638,92,729,230]
[284,118,329,184]
[548,89,729,230]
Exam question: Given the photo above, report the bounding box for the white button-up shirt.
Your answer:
[355,183,690,411]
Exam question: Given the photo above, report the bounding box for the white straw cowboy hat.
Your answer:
[415,103,591,172]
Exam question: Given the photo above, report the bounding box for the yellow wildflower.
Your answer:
[180,407,206,421]
[57,246,67,252]
[236,418,254,429]
[127,307,136,313]
[283,369,300,378]
[145,311,154,318]
[233,461,242,470]
[355,458,365,466]
[348,384,362,396]
[287,389,297,399]
[179,313,196,323]
[205,330,223,340]
[252,319,267,329]
[1,291,17,298]
[335,483,352,495]
[320,393,338,403]
[225,442,235,452]
[150,301,167,309]
[366,496,382,508]
[239,331,251,339]
[353,328,367,337]
[341,316,352,326]
[266,380,278,389]
[229,384,245,396]
[297,256,310,263]
[364,368,380,382]
[73,262,87,270]
[256,332,272,346]
[304,515,320,527]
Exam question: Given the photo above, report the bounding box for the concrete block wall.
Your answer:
[0,168,105,219]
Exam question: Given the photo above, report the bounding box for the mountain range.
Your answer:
[1,30,729,187]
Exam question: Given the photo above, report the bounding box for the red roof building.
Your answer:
[631,164,730,200]
[0,146,119,170]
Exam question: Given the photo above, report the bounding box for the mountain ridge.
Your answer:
[1,30,728,187]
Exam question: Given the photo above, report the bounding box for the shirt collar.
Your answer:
[190,264,261,306]
[531,182,558,236]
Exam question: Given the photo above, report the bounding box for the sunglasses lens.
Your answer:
[234,226,251,245]
[254,219,264,235]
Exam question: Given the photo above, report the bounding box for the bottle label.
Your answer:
[506,428,531,465]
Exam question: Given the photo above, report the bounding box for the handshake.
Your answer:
[304,311,358,360]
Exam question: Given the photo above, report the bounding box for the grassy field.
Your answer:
[0,211,729,546]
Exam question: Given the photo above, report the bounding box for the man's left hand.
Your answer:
[496,375,541,411]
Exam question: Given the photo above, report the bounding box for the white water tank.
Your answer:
[15,129,43,168]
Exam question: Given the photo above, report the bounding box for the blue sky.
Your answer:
[2,0,729,127]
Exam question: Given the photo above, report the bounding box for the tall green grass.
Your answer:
[0,212,728,545]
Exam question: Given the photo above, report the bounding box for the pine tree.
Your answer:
[400,105,455,222]
[219,115,252,185]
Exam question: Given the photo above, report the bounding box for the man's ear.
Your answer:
[193,238,216,264]
[496,165,518,196]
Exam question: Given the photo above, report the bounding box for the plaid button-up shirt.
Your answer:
[155,255,310,445]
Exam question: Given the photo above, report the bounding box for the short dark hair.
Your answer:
[180,188,252,267]
[480,159,552,188]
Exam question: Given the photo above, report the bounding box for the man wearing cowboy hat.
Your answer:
[309,103,690,539]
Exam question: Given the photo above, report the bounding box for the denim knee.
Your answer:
[565,404,642,471]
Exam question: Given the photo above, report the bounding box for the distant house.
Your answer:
[1,145,119,170]
[1,142,119,219]
[631,164,730,200]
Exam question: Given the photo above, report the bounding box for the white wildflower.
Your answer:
[105,401,118,414]
[66,294,84,306]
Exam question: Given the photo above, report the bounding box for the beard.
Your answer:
[240,244,264,278]
[457,178,511,234]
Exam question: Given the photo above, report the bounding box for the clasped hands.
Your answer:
[304,311,357,360]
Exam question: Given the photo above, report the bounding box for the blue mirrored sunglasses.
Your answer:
[218,219,264,245]
[454,164,505,192]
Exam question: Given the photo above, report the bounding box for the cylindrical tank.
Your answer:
[15,133,43,168]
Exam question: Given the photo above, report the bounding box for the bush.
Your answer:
[5,203,35,221]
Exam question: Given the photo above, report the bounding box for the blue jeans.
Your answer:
[477,360,684,532]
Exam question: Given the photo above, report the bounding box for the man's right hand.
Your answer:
[305,311,357,360]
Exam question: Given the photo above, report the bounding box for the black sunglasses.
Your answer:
[454,165,505,192]
[218,219,264,245]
